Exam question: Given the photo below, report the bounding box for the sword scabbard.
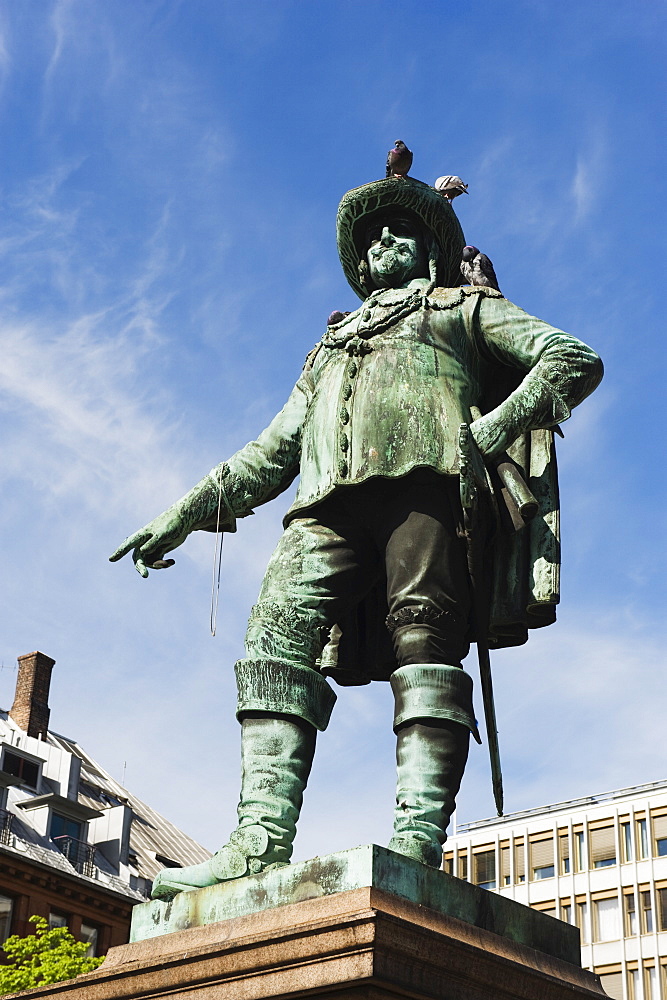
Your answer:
[458,422,504,817]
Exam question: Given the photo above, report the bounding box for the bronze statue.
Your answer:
[111,172,603,901]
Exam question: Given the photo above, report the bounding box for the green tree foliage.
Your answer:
[0,915,103,995]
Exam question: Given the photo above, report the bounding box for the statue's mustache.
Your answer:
[370,243,412,260]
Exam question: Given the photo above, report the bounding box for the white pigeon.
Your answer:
[434,175,469,201]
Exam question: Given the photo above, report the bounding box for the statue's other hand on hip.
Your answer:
[469,411,517,460]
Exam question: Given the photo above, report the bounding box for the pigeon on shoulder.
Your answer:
[460,245,501,293]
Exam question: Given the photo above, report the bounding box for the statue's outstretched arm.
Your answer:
[469,296,603,458]
[110,376,310,577]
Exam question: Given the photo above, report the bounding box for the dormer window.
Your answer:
[50,813,83,843]
[50,813,95,875]
[2,749,40,789]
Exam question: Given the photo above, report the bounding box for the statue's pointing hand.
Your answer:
[110,467,233,578]
[109,508,189,578]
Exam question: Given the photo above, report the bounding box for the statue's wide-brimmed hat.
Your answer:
[336,176,466,300]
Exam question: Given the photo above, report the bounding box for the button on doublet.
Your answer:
[336,328,367,481]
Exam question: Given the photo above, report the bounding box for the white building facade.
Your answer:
[445,781,667,1000]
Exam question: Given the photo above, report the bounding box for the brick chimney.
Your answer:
[9,652,55,738]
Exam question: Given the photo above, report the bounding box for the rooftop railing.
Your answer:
[52,835,98,877]
[0,809,13,846]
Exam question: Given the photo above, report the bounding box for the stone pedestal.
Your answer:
[6,846,606,999]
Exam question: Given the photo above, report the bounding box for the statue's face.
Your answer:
[366,215,427,288]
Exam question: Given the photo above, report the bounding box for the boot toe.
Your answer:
[151,858,218,900]
[388,834,443,869]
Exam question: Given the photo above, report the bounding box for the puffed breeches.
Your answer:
[243,471,472,672]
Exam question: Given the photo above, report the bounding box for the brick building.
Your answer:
[0,651,211,956]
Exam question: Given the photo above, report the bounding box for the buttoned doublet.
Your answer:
[218,284,601,526]
[202,283,601,679]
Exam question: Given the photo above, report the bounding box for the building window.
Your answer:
[589,825,616,868]
[50,814,83,842]
[530,836,555,880]
[50,813,94,873]
[597,970,622,1000]
[640,890,653,934]
[51,814,83,857]
[2,750,39,789]
[573,829,585,871]
[473,849,496,890]
[499,842,510,885]
[644,965,657,1000]
[514,839,525,883]
[561,902,572,924]
[660,962,667,1000]
[624,892,637,936]
[457,851,468,880]
[80,923,98,958]
[558,831,570,874]
[652,813,667,857]
[443,852,454,875]
[636,818,648,860]
[620,821,632,862]
[0,895,13,943]
[576,900,590,944]
[532,903,557,918]
[627,967,640,1000]
[656,887,667,932]
[48,912,69,930]
[594,896,620,941]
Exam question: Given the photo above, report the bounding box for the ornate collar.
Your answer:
[321,286,471,353]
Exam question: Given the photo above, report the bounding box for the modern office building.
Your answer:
[444,781,667,1000]
[0,650,211,956]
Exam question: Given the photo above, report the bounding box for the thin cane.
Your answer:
[210,469,225,636]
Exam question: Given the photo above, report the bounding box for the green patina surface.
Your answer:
[130,843,580,966]
[111,173,603,906]
[111,177,603,656]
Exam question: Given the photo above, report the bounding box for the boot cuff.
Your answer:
[235,659,336,732]
[390,663,481,743]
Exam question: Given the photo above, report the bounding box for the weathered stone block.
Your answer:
[3,847,606,1000]
[130,843,578,963]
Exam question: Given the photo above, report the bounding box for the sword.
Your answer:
[458,422,504,816]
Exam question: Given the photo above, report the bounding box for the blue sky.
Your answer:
[0,0,664,858]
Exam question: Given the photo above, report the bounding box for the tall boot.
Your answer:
[151,660,335,901]
[387,663,479,868]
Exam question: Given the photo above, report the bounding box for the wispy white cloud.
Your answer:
[42,0,72,104]
[0,318,179,514]
[0,9,11,101]
[571,123,609,224]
